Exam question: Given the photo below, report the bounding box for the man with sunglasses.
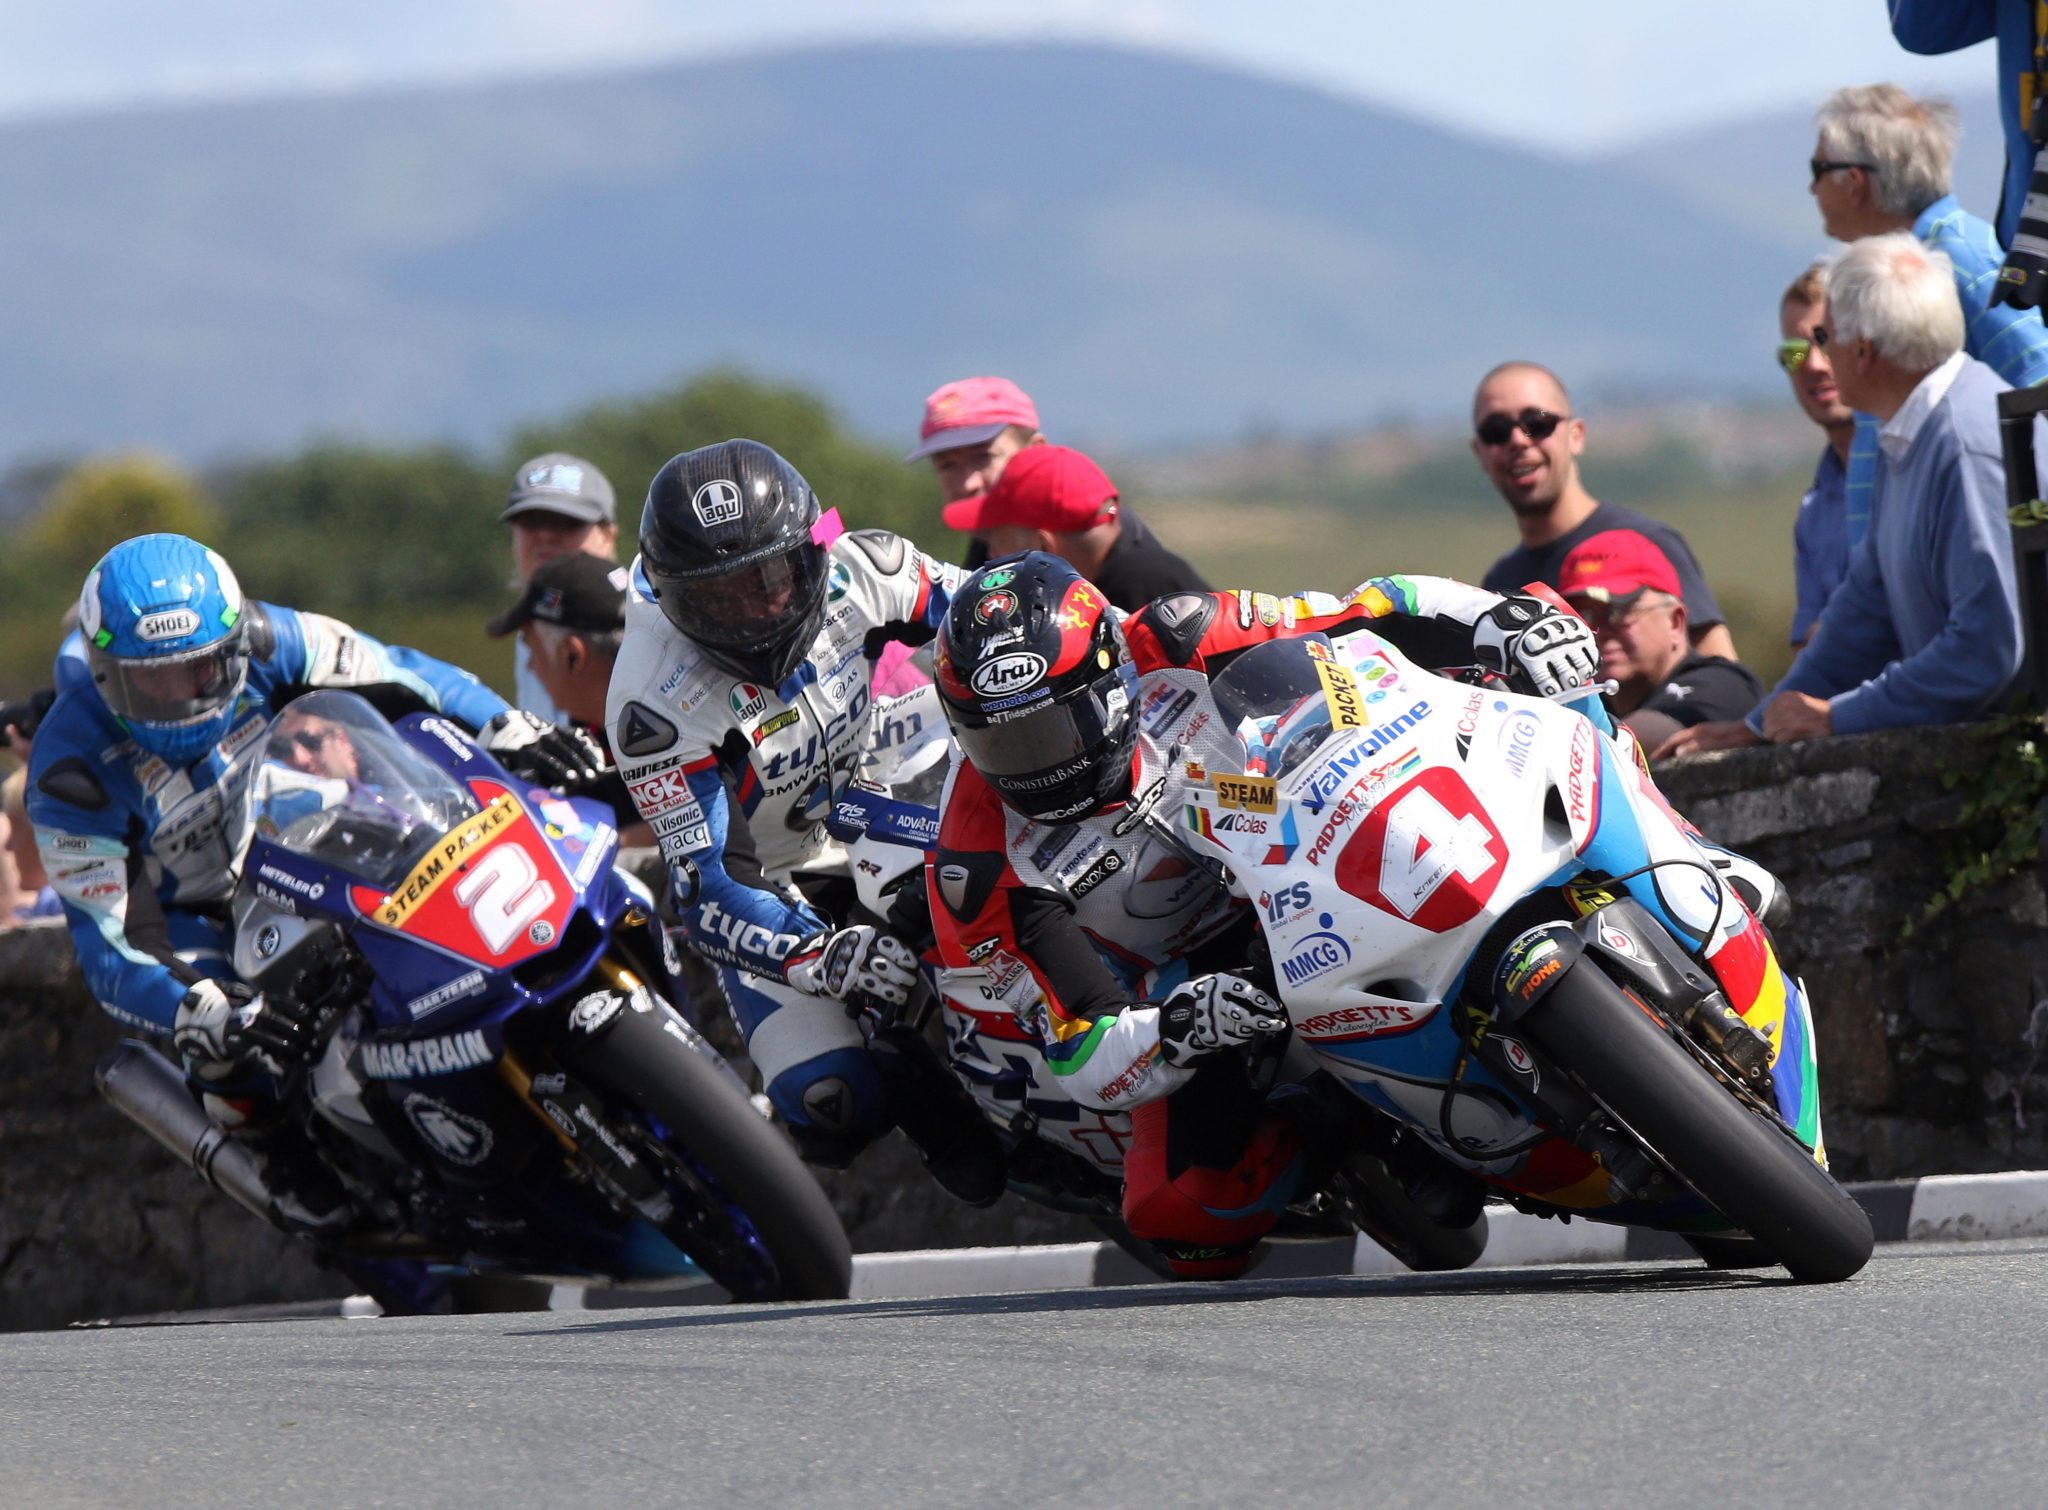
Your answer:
[1472,362,1735,663]
[1658,235,2025,759]
[1778,262,1857,650]
[1808,83,2048,552]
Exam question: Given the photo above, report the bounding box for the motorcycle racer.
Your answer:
[606,439,1000,1193]
[928,552,1599,1275]
[27,533,598,1236]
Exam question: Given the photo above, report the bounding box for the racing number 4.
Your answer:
[453,844,556,954]
[1338,768,1508,933]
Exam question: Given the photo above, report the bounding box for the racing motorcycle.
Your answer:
[98,690,852,1307]
[1143,630,1874,1283]
[834,685,1489,1275]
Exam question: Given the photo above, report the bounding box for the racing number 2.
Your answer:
[453,844,556,953]
[1337,768,1507,933]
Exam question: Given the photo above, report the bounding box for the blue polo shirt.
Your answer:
[1843,194,2048,548]
[1791,445,1849,646]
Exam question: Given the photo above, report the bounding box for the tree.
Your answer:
[28,454,220,578]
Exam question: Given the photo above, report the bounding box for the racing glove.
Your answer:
[787,925,920,1011]
[1471,595,1599,699]
[173,980,318,1079]
[1158,974,1291,1068]
[481,709,607,790]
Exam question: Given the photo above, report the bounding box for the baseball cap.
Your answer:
[941,444,1118,535]
[486,553,630,638]
[904,376,1041,462]
[1558,529,1682,605]
[501,452,617,525]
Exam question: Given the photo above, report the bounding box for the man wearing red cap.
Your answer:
[941,443,1207,610]
[1558,530,1761,747]
[905,376,1047,572]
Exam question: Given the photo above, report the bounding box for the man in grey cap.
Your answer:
[501,452,619,723]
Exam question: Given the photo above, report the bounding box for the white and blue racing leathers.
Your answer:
[605,529,957,1153]
[26,605,508,1033]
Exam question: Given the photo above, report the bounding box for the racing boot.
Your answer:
[1696,842,1792,936]
[868,1021,1009,1207]
[201,1089,355,1236]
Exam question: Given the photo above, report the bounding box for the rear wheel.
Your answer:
[1521,962,1872,1283]
[561,1003,853,1301]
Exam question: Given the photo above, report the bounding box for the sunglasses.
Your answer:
[1810,158,1877,183]
[1776,325,1830,373]
[1475,408,1570,447]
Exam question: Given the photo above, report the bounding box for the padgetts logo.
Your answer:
[691,478,744,527]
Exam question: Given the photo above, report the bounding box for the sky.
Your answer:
[3,0,1998,153]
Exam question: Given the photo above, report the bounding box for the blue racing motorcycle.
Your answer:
[98,690,852,1306]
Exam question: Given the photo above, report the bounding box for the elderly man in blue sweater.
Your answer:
[1659,234,2025,758]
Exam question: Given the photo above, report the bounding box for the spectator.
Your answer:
[905,376,1046,573]
[1472,361,1737,660]
[1780,260,1858,648]
[0,767,59,926]
[1809,83,2048,548]
[1888,2,2035,248]
[1557,530,1762,749]
[938,444,1208,610]
[486,552,651,848]
[1659,235,2024,758]
[501,452,619,724]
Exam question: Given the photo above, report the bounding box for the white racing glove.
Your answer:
[481,709,607,790]
[172,980,316,1079]
[787,925,920,1011]
[1472,595,1600,699]
[1158,974,1291,1067]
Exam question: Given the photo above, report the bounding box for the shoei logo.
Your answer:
[970,651,1047,698]
[691,479,745,527]
[136,607,202,642]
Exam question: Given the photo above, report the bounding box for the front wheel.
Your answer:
[560,1002,853,1301]
[1520,961,1872,1283]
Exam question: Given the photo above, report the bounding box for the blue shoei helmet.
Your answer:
[80,534,250,765]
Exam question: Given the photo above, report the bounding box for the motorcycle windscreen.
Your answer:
[254,689,481,886]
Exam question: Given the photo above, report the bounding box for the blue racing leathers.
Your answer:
[26,604,508,1034]
[605,529,958,1152]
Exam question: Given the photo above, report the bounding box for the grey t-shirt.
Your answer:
[1482,502,1725,630]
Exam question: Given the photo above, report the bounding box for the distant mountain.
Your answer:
[1598,87,2007,256]
[0,42,1823,464]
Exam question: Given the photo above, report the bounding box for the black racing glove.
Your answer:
[172,980,320,1079]
[1158,974,1291,1068]
[1471,595,1600,699]
[482,709,607,790]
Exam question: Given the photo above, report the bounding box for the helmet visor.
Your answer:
[952,662,1137,782]
[650,542,826,659]
[92,639,247,727]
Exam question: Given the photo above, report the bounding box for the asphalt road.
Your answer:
[4,1241,2044,1507]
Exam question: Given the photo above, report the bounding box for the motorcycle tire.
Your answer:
[1682,1233,1774,1270]
[1521,960,1873,1284]
[561,1004,853,1302]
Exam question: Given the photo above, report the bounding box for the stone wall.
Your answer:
[3,721,2042,1327]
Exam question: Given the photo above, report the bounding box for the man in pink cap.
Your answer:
[1558,529,1760,748]
[906,375,1045,504]
[940,443,1207,610]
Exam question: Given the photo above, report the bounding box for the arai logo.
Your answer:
[137,607,202,642]
[970,652,1047,698]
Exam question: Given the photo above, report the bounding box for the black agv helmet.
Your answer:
[935,552,1140,822]
[640,439,829,685]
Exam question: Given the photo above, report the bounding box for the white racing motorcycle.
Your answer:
[1139,629,1874,1282]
